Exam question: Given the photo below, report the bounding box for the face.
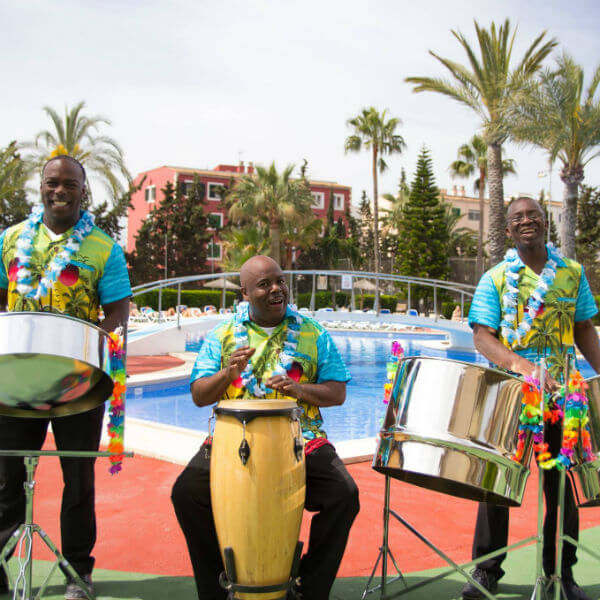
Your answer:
[506,198,546,248]
[241,260,289,326]
[40,159,86,233]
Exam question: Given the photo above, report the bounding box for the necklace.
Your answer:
[14,205,95,300]
[233,301,302,397]
[499,243,561,348]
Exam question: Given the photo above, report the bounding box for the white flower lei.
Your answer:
[14,205,95,300]
[500,243,562,348]
[233,301,303,397]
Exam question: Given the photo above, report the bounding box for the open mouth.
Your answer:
[268,296,285,307]
[48,198,70,209]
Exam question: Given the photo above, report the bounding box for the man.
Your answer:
[171,255,359,600]
[0,156,131,599]
[463,197,600,600]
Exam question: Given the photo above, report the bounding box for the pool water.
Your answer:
[125,331,595,443]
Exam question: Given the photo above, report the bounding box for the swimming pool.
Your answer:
[125,330,595,443]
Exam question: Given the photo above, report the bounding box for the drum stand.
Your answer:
[0,449,132,600]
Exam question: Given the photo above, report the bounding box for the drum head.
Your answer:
[0,312,114,418]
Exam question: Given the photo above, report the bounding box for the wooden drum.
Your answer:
[210,399,306,600]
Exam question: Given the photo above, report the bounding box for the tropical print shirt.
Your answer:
[191,306,351,440]
[468,251,598,380]
[0,220,131,323]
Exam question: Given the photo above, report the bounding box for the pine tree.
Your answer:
[576,185,600,266]
[0,142,32,231]
[396,148,449,282]
[358,191,375,270]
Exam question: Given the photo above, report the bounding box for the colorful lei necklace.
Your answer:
[500,243,561,348]
[107,330,126,474]
[513,371,595,470]
[15,205,95,299]
[383,341,404,404]
[233,301,302,397]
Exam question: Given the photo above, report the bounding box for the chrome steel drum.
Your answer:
[373,357,529,507]
[568,374,600,507]
[0,312,113,418]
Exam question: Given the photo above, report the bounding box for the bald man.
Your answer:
[171,256,359,600]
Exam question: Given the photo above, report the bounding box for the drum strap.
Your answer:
[304,437,332,456]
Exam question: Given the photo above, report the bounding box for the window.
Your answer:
[207,182,225,200]
[311,192,325,209]
[179,180,193,196]
[333,193,344,210]
[207,241,222,260]
[451,207,461,217]
[145,185,156,203]
[468,209,480,221]
[208,213,223,229]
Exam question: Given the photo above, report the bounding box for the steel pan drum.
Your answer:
[568,374,600,507]
[0,312,113,418]
[373,357,529,507]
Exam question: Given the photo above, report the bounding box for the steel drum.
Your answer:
[373,357,530,507]
[0,312,114,418]
[568,374,600,507]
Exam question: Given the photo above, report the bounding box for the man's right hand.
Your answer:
[225,346,256,382]
[515,356,559,393]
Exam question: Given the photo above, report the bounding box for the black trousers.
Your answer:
[0,406,104,577]
[172,442,360,600]
[473,422,579,579]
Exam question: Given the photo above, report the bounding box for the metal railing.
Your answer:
[131,270,475,327]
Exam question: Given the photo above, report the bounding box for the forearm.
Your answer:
[99,298,130,334]
[575,320,600,374]
[191,371,234,407]
[294,381,346,407]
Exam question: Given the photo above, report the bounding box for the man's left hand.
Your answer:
[266,375,302,400]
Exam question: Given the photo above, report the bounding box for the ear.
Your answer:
[241,286,248,300]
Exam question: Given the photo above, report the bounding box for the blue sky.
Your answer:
[2,0,599,206]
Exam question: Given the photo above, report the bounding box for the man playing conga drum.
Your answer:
[172,255,359,600]
[0,156,131,598]
[463,196,600,600]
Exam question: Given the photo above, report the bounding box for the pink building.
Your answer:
[127,162,351,268]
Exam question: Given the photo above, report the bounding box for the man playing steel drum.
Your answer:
[0,156,131,599]
[172,255,359,600]
[463,196,600,600]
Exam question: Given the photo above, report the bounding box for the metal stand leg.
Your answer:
[361,476,405,599]
[530,465,552,600]
[0,456,95,600]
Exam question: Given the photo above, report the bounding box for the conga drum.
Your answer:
[210,399,306,600]
[0,312,114,417]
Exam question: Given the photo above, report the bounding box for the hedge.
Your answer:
[133,288,237,311]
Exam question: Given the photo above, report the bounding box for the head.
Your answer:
[506,196,546,250]
[240,255,289,327]
[40,156,87,233]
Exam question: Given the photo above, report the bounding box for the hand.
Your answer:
[225,347,256,382]
[518,358,560,393]
[266,374,302,399]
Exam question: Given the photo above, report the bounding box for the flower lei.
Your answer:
[233,301,302,397]
[513,371,595,470]
[14,205,95,299]
[107,330,126,474]
[383,341,404,404]
[500,244,561,348]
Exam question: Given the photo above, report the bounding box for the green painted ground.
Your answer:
[3,527,600,600]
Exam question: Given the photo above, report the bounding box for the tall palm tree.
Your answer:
[221,225,269,271]
[449,134,516,275]
[344,107,405,310]
[28,101,131,199]
[228,162,314,265]
[509,54,600,258]
[406,19,557,264]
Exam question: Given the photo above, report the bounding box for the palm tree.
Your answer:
[281,214,322,270]
[442,204,478,258]
[221,225,269,271]
[344,107,405,311]
[228,162,314,265]
[28,101,131,199]
[509,54,600,258]
[406,19,557,265]
[449,134,516,275]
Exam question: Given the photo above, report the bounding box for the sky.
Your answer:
[2,0,600,208]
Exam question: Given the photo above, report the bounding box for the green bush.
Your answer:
[593,296,600,326]
[441,301,471,320]
[294,291,400,311]
[133,288,237,311]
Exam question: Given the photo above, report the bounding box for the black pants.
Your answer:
[0,406,104,576]
[172,442,360,600]
[473,422,579,579]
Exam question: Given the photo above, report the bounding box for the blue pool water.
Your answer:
[125,331,595,443]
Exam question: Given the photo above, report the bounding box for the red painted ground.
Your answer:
[29,443,600,578]
[127,355,184,375]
